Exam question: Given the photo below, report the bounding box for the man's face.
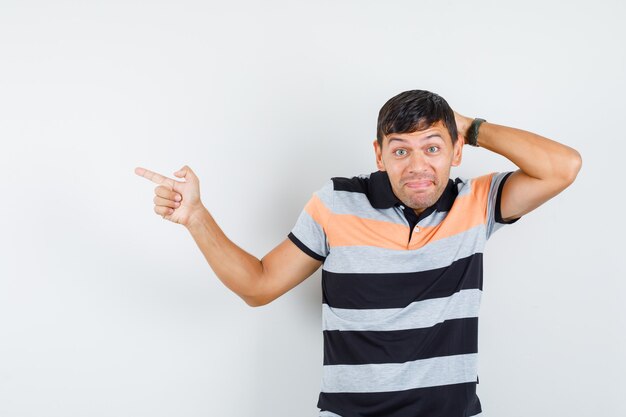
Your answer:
[373,120,463,214]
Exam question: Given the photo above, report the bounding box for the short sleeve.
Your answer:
[287,179,334,261]
[486,171,521,239]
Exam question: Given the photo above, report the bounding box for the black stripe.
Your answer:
[331,176,368,194]
[287,232,326,262]
[318,381,481,417]
[322,253,483,309]
[495,171,521,224]
[323,317,478,365]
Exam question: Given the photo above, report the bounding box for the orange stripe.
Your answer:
[327,174,495,250]
[304,193,332,229]
[328,215,408,250]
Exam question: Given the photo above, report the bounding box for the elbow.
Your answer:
[562,148,582,185]
[242,291,272,308]
[241,269,280,307]
[239,273,270,307]
[245,296,267,308]
[552,147,582,187]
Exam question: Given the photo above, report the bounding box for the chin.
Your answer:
[406,191,438,209]
[410,199,435,210]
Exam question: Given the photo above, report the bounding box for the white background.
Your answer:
[1,1,624,416]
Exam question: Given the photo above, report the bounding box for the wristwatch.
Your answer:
[467,118,486,147]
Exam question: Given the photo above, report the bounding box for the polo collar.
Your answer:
[367,170,457,212]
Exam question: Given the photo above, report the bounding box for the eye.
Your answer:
[426,146,439,153]
[394,149,407,157]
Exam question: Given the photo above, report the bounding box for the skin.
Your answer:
[135,108,582,307]
[373,119,462,215]
[452,111,582,222]
[135,165,322,307]
[133,166,202,226]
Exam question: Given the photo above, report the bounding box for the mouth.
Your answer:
[404,180,434,190]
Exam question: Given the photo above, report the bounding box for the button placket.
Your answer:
[399,204,420,247]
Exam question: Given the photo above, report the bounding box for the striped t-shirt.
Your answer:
[288,170,520,417]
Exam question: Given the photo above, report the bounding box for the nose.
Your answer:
[407,151,430,174]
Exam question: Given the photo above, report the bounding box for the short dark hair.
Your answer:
[376,89,458,149]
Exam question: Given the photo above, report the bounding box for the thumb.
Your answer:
[173,165,196,180]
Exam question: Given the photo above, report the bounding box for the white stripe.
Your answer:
[322,288,481,332]
[487,171,514,240]
[321,353,479,393]
[333,190,406,225]
[291,210,328,258]
[323,224,487,274]
[333,190,452,228]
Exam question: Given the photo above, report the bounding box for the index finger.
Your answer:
[134,166,177,190]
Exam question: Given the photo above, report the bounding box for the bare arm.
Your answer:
[455,114,582,221]
[186,208,322,307]
[135,165,322,307]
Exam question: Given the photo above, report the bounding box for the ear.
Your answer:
[451,136,463,167]
[373,139,385,171]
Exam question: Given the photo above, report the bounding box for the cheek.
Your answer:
[385,161,406,176]
[384,165,402,181]
[434,160,453,177]
[433,152,453,166]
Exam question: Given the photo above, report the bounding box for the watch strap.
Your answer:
[468,118,486,147]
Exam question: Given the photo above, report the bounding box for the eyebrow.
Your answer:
[387,134,444,144]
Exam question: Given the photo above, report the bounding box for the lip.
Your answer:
[405,180,433,189]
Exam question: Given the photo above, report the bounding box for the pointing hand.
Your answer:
[134,165,204,227]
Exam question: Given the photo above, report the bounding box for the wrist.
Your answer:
[459,116,473,137]
[467,118,486,147]
[185,206,210,232]
[456,116,473,144]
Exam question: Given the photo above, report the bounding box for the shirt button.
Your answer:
[414,227,420,233]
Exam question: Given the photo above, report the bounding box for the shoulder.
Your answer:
[309,173,371,209]
[453,172,498,198]
[310,173,375,212]
[330,173,372,194]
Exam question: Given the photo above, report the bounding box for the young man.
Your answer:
[135,89,581,417]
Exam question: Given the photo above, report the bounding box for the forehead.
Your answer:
[384,120,451,146]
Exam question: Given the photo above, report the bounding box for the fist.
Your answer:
[135,165,205,227]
